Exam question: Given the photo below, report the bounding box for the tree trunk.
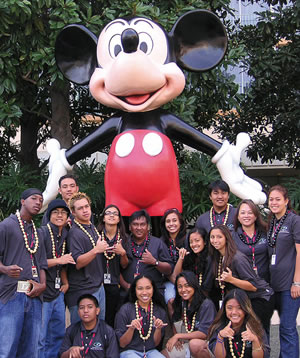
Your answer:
[19,112,40,173]
[50,80,72,149]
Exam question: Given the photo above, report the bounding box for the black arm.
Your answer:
[66,116,122,164]
[161,113,221,156]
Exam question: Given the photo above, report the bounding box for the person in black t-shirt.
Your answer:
[162,271,215,358]
[60,294,119,358]
[208,289,270,357]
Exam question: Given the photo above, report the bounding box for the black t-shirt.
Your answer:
[267,211,300,291]
[60,318,119,358]
[209,324,270,358]
[65,223,104,307]
[115,302,167,352]
[195,205,236,236]
[233,227,270,283]
[40,223,69,301]
[122,235,174,291]
[0,214,48,303]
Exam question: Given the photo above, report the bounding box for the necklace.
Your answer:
[183,307,197,333]
[238,230,261,246]
[210,204,230,228]
[168,239,179,263]
[135,300,153,341]
[16,210,39,254]
[198,273,203,286]
[47,224,66,259]
[229,336,246,358]
[218,256,225,301]
[267,210,289,248]
[74,219,100,247]
[101,230,121,260]
[131,236,150,258]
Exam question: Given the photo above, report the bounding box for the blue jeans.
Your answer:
[69,284,106,324]
[0,292,42,358]
[38,292,65,358]
[274,290,300,358]
[120,349,165,357]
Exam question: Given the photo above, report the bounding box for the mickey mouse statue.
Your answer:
[42,10,266,215]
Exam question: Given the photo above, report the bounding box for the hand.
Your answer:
[68,346,84,358]
[126,317,143,330]
[41,139,73,212]
[241,324,258,342]
[178,248,188,260]
[220,267,233,283]
[291,284,300,299]
[58,253,76,265]
[141,249,156,265]
[111,240,126,256]
[26,280,46,298]
[166,334,182,352]
[95,239,109,254]
[212,133,266,205]
[153,316,168,330]
[4,265,23,278]
[219,321,234,339]
[60,283,69,294]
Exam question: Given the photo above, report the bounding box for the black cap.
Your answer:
[47,199,70,221]
[21,188,43,200]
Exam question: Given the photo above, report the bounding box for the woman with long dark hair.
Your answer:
[208,289,270,357]
[160,208,186,315]
[97,204,128,327]
[209,224,273,336]
[267,185,300,358]
[162,271,216,358]
[115,274,167,357]
[171,227,210,294]
[233,199,269,283]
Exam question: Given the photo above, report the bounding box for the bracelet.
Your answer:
[218,332,225,339]
[292,283,300,287]
[252,346,262,352]
[217,336,224,344]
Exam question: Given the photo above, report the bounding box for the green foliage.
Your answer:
[0,163,46,220]
[216,0,300,168]
[73,159,106,223]
[178,150,239,224]
[283,177,300,213]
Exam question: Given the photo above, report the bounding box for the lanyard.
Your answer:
[81,331,96,357]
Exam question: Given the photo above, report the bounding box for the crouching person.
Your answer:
[59,294,119,358]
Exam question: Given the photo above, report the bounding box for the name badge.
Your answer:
[104,273,111,284]
[32,266,38,278]
[17,281,31,293]
[271,254,276,265]
[55,277,61,289]
[219,300,223,309]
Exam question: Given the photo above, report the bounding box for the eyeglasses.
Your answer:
[51,210,68,216]
[104,211,119,217]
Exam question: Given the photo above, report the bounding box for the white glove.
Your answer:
[41,139,73,212]
[212,132,266,205]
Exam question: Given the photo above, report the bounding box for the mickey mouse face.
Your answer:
[97,17,169,68]
[89,17,185,113]
[55,10,227,113]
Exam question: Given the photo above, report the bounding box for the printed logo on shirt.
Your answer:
[279,225,290,234]
[227,224,234,230]
[258,237,267,245]
[91,342,104,351]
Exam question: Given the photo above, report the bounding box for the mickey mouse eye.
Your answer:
[138,32,153,55]
[109,34,123,58]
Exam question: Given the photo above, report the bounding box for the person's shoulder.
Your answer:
[118,301,134,313]
[0,214,17,232]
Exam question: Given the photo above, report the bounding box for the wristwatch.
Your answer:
[155,260,159,266]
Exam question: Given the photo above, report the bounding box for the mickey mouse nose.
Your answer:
[121,28,139,53]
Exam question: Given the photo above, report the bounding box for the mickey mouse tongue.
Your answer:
[124,93,151,105]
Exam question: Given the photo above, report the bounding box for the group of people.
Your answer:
[0,176,299,358]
